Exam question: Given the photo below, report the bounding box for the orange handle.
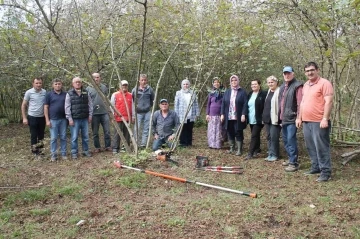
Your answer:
[145,170,187,183]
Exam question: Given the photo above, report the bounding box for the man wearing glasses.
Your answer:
[296,62,334,182]
[151,99,180,151]
[65,77,93,159]
[278,66,303,172]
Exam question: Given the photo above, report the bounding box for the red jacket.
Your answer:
[112,91,132,122]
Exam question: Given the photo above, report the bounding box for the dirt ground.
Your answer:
[0,123,359,239]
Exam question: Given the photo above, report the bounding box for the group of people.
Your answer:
[21,73,200,160]
[205,62,333,182]
[21,73,156,160]
[21,61,333,182]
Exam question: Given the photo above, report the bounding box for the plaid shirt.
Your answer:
[174,90,200,122]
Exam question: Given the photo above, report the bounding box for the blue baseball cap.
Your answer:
[159,99,168,104]
[283,66,294,73]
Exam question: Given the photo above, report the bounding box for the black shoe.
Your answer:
[316,175,331,182]
[304,170,321,175]
[244,154,253,160]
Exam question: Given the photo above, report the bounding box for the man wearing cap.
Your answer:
[278,66,303,172]
[111,80,132,154]
[152,99,180,151]
[297,62,334,182]
[86,72,111,153]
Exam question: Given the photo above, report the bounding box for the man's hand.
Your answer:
[168,134,175,141]
[88,117,92,123]
[295,119,302,128]
[241,115,246,122]
[220,115,224,123]
[154,134,159,140]
[132,118,135,123]
[69,120,74,126]
[320,118,329,128]
[206,115,210,122]
[22,118,28,125]
[46,120,52,128]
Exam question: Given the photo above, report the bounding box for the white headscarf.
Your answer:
[181,79,191,93]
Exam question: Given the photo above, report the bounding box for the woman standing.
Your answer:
[245,79,267,160]
[175,79,200,147]
[220,75,248,156]
[262,76,281,161]
[206,77,226,149]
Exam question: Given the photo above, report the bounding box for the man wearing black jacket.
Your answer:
[278,66,303,172]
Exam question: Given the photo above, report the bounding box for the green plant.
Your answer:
[4,188,49,206]
[0,209,16,223]
[121,150,150,167]
[98,169,114,177]
[29,208,51,216]
[194,117,207,128]
[57,183,83,200]
[116,173,146,189]
[166,217,186,227]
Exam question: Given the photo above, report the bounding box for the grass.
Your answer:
[4,188,49,207]
[0,209,16,224]
[29,208,51,216]
[166,217,186,227]
[116,173,147,188]
[0,124,359,238]
[56,183,83,200]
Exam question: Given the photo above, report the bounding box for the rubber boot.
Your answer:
[235,141,243,156]
[228,140,235,154]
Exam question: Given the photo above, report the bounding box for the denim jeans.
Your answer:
[303,121,332,176]
[282,123,298,166]
[152,136,173,151]
[50,119,67,157]
[92,113,111,149]
[134,111,151,146]
[70,118,89,155]
[265,123,281,158]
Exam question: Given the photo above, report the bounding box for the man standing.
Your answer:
[21,77,46,159]
[132,74,155,148]
[278,66,303,172]
[44,78,68,161]
[111,80,132,154]
[65,77,93,159]
[297,62,334,182]
[152,99,180,151]
[87,73,111,153]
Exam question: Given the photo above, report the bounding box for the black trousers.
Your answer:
[227,120,244,142]
[180,120,194,146]
[249,124,263,155]
[27,115,46,154]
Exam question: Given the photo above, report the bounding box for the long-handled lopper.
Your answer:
[114,161,257,198]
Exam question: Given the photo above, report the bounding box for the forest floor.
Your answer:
[0,123,359,239]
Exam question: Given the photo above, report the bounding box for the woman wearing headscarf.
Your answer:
[206,77,226,149]
[245,79,267,160]
[262,76,281,161]
[175,79,200,147]
[220,75,248,156]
